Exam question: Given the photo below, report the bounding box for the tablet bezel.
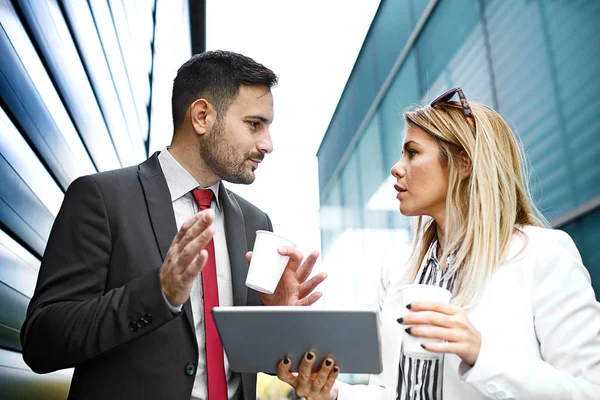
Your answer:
[212,306,382,374]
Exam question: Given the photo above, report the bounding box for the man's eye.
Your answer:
[249,121,259,128]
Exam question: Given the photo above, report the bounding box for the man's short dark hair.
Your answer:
[171,50,278,130]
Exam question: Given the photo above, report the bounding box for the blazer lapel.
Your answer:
[218,182,249,306]
[138,152,177,260]
[138,152,195,338]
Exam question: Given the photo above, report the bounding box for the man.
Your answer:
[20,50,325,400]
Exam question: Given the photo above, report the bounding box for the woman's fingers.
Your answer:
[312,357,335,390]
[404,325,463,342]
[321,364,340,396]
[399,310,454,328]
[296,351,316,396]
[408,300,459,315]
[277,356,296,387]
[277,352,340,400]
[421,341,466,355]
[399,303,482,367]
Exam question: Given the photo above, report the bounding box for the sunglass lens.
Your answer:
[431,89,458,107]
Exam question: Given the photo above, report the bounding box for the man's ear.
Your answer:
[461,151,472,180]
[189,98,216,135]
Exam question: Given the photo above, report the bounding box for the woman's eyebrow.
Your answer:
[403,140,420,150]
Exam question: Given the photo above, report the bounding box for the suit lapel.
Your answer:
[138,153,177,260]
[218,182,249,306]
[138,152,196,339]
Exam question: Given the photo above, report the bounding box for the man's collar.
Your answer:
[158,147,221,210]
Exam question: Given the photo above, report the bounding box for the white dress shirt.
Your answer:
[158,147,240,400]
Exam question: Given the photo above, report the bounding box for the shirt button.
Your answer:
[128,321,138,332]
[185,362,197,376]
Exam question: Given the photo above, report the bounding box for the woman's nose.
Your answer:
[390,159,404,178]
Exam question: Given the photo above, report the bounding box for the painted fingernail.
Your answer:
[283,357,290,365]
[406,303,412,309]
[420,344,426,349]
[306,352,314,361]
[333,366,339,373]
[405,327,411,335]
[325,359,332,367]
[397,317,404,324]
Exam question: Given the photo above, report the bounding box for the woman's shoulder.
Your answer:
[511,224,583,266]
[516,225,577,250]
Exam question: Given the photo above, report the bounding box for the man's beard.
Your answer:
[199,120,258,184]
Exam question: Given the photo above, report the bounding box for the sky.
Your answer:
[205,0,382,289]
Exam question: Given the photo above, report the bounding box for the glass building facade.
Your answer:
[0,0,193,397]
[318,0,600,315]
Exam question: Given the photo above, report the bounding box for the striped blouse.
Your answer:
[397,239,457,400]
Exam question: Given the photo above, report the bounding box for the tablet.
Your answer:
[212,306,382,374]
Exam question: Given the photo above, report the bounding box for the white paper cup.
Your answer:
[245,230,295,294]
[399,284,452,359]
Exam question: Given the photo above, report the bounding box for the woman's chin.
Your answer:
[399,205,414,217]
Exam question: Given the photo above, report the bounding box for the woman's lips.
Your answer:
[394,184,407,198]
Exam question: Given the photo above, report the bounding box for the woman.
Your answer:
[277,88,600,399]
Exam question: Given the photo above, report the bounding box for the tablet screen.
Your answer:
[212,306,382,374]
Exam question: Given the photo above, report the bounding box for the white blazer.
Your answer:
[337,226,600,400]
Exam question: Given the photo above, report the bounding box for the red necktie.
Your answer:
[192,189,228,400]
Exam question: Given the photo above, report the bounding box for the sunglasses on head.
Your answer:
[430,87,475,129]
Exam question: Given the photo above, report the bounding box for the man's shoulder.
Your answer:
[64,164,146,200]
[225,189,267,217]
[92,165,140,181]
[77,165,140,188]
[77,153,160,188]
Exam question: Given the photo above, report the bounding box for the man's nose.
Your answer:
[257,130,273,154]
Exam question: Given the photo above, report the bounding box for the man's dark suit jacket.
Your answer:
[20,152,271,400]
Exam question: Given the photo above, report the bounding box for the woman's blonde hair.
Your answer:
[403,101,547,306]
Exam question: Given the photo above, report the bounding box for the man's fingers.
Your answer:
[171,212,203,246]
[245,251,252,264]
[297,292,323,307]
[184,250,208,278]
[277,357,297,387]
[278,245,303,272]
[178,224,215,267]
[298,273,327,299]
[177,209,215,251]
[295,250,320,283]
